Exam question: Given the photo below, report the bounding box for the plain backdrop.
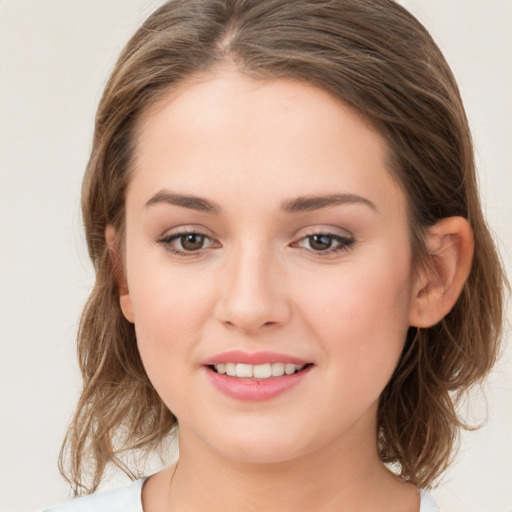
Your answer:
[0,1,510,511]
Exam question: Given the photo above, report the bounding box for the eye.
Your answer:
[177,233,207,251]
[293,232,354,256]
[308,234,337,251]
[157,230,219,256]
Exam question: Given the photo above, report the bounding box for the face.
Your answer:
[118,70,418,465]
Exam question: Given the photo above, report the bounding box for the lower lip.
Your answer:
[204,366,312,401]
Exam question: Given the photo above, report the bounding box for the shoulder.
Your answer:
[39,478,146,512]
[419,489,442,512]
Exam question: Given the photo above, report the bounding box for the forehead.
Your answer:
[130,70,406,220]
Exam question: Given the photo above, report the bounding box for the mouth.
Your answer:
[208,362,313,379]
[202,351,314,400]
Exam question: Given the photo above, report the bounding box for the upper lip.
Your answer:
[202,350,311,366]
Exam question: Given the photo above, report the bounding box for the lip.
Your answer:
[202,350,311,366]
[202,351,313,401]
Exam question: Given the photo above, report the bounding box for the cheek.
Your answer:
[127,264,215,382]
[296,253,414,378]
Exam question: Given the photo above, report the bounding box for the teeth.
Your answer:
[214,362,306,379]
[284,363,296,375]
[236,363,253,378]
[253,363,272,379]
[271,362,285,377]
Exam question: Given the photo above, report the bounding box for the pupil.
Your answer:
[310,234,332,250]
[182,234,204,250]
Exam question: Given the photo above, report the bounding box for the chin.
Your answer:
[216,441,305,465]
[201,420,316,465]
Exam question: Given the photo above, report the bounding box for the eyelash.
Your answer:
[157,229,355,258]
[291,231,355,256]
[157,229,218,258]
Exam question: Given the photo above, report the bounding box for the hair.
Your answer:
[60,0,506,495]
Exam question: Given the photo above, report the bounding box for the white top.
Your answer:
[41,478,441,511]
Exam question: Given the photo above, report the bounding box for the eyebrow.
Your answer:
[145,190,221,214]
[144,190,376,214]
[281,193,376,213]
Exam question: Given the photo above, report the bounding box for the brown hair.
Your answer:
[60,0,506,494]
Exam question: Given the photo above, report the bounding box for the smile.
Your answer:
[203,352,313,400]
[212,362,306,379]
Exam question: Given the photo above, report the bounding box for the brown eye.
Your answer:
[179,233,206,251]
[158,230,217,256]
[308,234,334,251]
[293,231,354,256]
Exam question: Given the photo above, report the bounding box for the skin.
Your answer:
[113,68,473,511]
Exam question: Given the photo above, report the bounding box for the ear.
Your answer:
[105,225,134,323]
[409,217,474,328]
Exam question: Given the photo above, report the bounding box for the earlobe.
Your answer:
[409,217,474,328]
[105,226,135,323]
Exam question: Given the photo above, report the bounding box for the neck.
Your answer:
[143,418,419,512]
[175,439,383,512]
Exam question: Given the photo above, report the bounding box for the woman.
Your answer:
[43,1,506,510]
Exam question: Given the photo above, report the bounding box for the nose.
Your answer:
[214,242,291,334]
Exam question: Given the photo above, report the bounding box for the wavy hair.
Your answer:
[59,0,506,494]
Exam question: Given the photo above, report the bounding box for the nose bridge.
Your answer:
[215,238,290,333]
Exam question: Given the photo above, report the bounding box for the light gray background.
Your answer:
[1,1,510,511]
